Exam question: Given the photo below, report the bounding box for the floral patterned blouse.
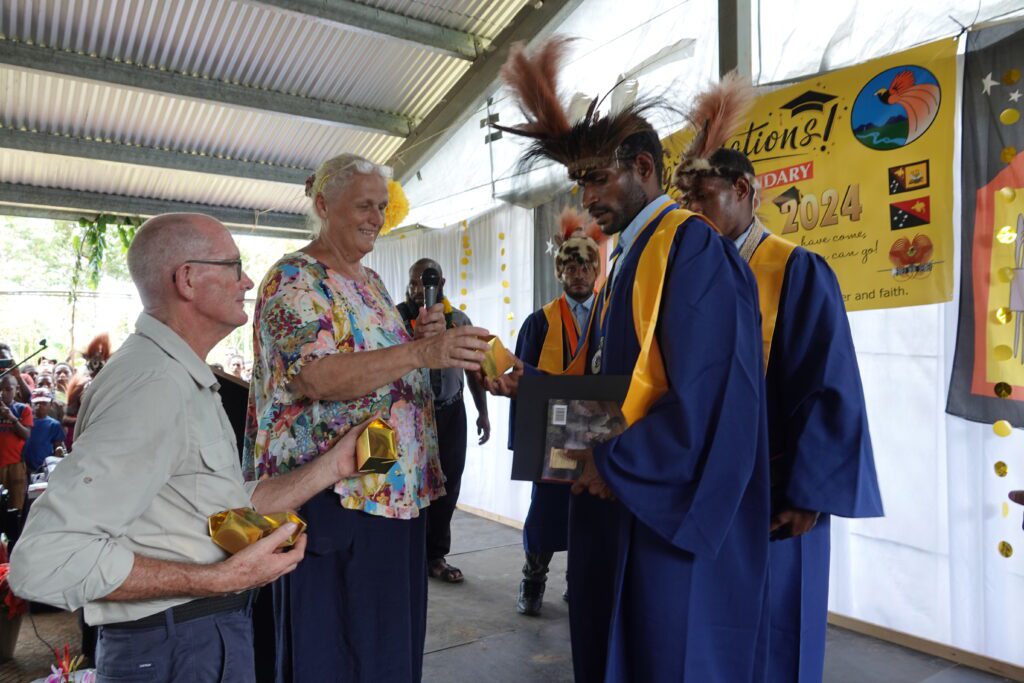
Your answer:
[242,252,444,519]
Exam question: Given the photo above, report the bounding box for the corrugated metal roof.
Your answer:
[353,0,530,39]
[0,0,530,226]
[0,68,404,167]
[0,147,304,213]
[0,0,471,119]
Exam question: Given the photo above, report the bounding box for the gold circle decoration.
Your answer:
[460,288,467,296]
[999,541,1014,558]
[501,264,507,272]
[1002,147,1018,165]
[460,257,469,266]
[1000,108,1021,126]
[995,382,1013,398]
[993,420,1013,437]
[995,461,1009,477]
[460,272,467,280]
[502,280,510,288]
[507,312,515,321]
[459,303,467,311]
[1004,68,1021,85]
[1004,502,1011,518]
[995,345,1014,361]
[503,296,511,304]
[498,232,506,240]
[999,186,1017,202]
[996,225,1017,244]
[994,307,1013,325]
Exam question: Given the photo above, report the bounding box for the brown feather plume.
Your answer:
[498,37,573,139]
[493,36,668,179]
[84,333,111,362]
[679,71,755,169]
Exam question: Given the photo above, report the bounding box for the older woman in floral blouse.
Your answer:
[243,153,487,682]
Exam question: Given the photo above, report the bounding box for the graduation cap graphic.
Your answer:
[889,196,931,230]
[772,186,802,210]
[781,91,838,116]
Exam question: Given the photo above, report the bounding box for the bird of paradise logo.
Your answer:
[851,65,941,150]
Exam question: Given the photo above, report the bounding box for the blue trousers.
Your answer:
[273,491,428,683]
[96,606,255,682]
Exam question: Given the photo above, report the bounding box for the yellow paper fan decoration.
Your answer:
[381,180,409,235]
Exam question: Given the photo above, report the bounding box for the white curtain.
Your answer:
[366,203,536,523]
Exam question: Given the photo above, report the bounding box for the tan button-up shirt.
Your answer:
[10,314,255,625]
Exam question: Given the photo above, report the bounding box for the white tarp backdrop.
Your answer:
[372,0,1024,669]
[366,203,537,523]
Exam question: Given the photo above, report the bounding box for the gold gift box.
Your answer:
[481,335,514,379]
[208,508,306,555]
[356,418,399,474]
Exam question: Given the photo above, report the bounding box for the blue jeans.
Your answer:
[96,606,255,682]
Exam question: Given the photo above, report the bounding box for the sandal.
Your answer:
[428,558,465,583]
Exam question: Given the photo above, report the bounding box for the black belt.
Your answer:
[434,391,464,410]
[102,591,253,631]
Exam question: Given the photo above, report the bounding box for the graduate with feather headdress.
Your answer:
[509,207,602,618]
[675,73,884,683]
[486,37,773,682]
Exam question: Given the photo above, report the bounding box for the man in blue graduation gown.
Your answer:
[675,136,884,680]
[486,38,772,682]
[512,223,599,615]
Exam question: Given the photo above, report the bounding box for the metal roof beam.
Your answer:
[387,0,584,183]
[0,126,310,185]
[0,39,411,137]
[249,0,481,61]
[0,183,309,238]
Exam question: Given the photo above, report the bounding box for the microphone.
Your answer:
[422,267,441,309]
[0,338,48,380]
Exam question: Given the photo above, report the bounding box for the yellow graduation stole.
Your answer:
[538,295,584,374]
[746,232,798,370]
[567,200,696,426]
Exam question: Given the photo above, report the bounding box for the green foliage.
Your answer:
[71,215,143,293]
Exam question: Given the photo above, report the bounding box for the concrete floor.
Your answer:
[424,511,1013,683]
[1,511,1012,682]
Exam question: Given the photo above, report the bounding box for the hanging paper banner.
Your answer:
[662,38,958,312]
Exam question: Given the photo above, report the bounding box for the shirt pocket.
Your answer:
[194,438,244,509]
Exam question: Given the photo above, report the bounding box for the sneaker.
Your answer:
[516,579,545,616]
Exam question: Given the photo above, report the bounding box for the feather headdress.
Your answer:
[672,72,757,194]
[554,207,602,272]
[493,36,664,180]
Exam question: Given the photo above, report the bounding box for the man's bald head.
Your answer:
[127,213,223,308]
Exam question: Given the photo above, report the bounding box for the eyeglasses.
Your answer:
[172,259,243,283]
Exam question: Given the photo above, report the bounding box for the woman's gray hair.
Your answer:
[305,153,391,237]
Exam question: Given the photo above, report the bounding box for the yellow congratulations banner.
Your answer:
[663,39,958,311]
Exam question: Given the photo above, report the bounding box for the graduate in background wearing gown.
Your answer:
[484,37,772,682]
[674,74,884,683]
[511,209,601,616]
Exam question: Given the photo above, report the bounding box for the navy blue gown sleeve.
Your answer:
[770,250,883,518]
[508,310,548,450]
[594,219,767,558]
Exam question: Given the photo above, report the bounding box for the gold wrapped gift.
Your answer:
[208,508,307,555]
[356,418,399,474]
[481,335,514,379]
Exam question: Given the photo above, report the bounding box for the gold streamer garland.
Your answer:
[449,219,516,346]
[992,153,1021,556]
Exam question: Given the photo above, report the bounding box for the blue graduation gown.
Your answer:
[511,307,572,554]
[755,238,883,683]
[578,210,771,682]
